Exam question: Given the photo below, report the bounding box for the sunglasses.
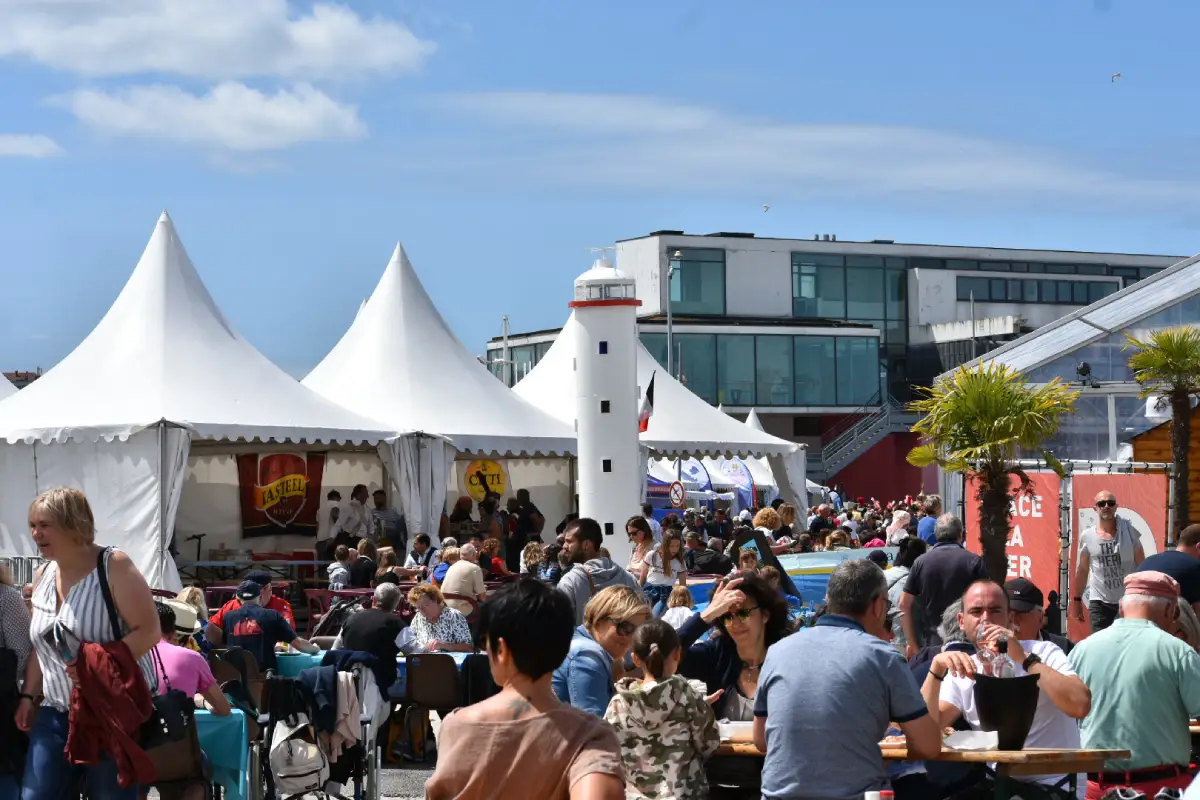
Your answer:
[604,617,640,637]
[1096,500,1117,508]
[719,606,760,625]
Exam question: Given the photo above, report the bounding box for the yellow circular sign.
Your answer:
[465,459,507,502]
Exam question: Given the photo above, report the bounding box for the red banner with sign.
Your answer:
[237,452,326,538]
[964,472,1062,606]
[1067,472,1169,640]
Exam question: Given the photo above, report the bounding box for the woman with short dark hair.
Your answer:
[426,579,625,800]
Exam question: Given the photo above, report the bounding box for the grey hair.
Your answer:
[707,537,724,551]
[460,543,478,561]
[1120,594,1171,615]
[441,537,458,549]
[826,559,887,616]
[934,514,964,544]
[374,582,401,612]
[938,599,967,644]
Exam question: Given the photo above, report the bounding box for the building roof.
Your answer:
[513,313,800,459]
[0,212,398,445]
[303,244,576,457]
[953,252,1200,379]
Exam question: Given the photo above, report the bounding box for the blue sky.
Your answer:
[2,0,1199,376]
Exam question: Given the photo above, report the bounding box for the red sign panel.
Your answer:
[236,452,326,538]
[1067,472,1169,640]
[964,472,1062,605]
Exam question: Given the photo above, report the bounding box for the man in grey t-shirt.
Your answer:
[754,560,942,799]
[1073,489,1144,634]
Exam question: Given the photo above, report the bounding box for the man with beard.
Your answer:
[555,517,644,625]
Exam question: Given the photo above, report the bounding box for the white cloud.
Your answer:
[55,82,366,151]
[429,92,1200,207]
[0,0,434,80]
[0,133,61,157]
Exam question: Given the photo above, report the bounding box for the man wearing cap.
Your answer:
[210,581,319,672]
[1069,571,1200,800]
[1133,523,1200,616]
[920,579,1091,796]
[207,569,296,633]
[1006,578,1074,655]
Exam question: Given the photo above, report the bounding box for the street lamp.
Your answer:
[667,250,681,378]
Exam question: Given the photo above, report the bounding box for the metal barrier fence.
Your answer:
[0,556,45,586]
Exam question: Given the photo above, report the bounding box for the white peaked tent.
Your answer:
[304,244,577,534]
[0,212,398,590]
[0,375,15,401]
[515,313,808,504]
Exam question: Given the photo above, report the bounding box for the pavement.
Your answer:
[378,761,436,799]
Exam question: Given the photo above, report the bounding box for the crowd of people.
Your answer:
[7,484,1200,799]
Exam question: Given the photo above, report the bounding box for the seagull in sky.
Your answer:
[1111,72,1123,82]
[763,204,771,212]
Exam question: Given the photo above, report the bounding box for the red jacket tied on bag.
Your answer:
[66,640,155,788]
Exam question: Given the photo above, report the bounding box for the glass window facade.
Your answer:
[668,248,726,315]
[956,276,1118,304]
[644,330,881,407]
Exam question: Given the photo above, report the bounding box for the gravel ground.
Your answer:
[378,760,436,799]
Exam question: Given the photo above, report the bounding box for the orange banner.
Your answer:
[1067,472,1168,640]
[964,472,1062,605]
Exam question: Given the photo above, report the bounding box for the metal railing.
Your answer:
[0,555,45,586]
[818,394,915,479]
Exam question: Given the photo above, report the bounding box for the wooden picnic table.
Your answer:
[712,743,1130,799]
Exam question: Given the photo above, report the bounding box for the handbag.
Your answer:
[95,548,201,784]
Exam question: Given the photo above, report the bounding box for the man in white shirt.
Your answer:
[920,580,1091,796]
[440,542,487,617]
[336,483,374,545]
[404,533,440,572]
[641,503,662,543]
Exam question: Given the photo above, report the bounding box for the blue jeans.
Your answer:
[643,584,673,617]
[21,707,139,800]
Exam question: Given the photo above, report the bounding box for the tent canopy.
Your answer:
[0,212,397,445]
[304,244,575,457]
[515,313,800,458]
[0,376,14,402]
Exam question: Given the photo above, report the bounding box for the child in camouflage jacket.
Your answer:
[604,619,720,800]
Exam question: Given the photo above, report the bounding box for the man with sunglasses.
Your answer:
[1074,491,1145,634]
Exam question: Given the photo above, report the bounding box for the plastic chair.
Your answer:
[304,589,335,636]
[403,654,462,759]
[442,593,480,626]
[219,647,265,711]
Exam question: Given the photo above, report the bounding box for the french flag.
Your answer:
[638,373,655,433]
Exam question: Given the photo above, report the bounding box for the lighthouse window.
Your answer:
[605,522,614,537]
[599,341,608,355]
[602,459,612,472]
[600,400,610,413]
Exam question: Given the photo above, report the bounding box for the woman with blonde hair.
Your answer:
[552,585,650,716]
[406,583,474,653]
[431,547,459,587]
[175,586,211,653]
[482,538,513,577]
[520,541,543,575]
[19,487,161,800]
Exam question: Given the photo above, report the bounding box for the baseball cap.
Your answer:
[236,580,263,601]
[1005,578,1043,613]
[866,550,889,568]
[1124,571,1180,600]
[245,570,272,587]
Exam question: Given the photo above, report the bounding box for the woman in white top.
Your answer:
[640,529,687,617]
[19,487,160,800]
[624,517,654,579]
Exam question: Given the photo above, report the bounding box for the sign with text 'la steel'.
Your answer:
[236,452,326,538]
[964,471,1062,602]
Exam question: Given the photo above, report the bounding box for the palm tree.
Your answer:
[907,362,1078,580]
[1125,326,1200,536]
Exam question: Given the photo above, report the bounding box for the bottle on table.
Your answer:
[992,637,1015,678]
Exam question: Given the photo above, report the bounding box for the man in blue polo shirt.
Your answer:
[213,580,319,671]
[754,560,942,799]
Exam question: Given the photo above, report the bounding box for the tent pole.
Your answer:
[157,420,168,590]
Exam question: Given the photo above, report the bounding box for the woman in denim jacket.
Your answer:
[551,586,649,715]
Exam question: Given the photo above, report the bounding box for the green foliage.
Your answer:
[1124,327,1200,397]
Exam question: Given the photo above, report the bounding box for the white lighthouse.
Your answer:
[570,257,642,566]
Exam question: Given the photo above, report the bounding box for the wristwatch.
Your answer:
[1022,653,1042,672]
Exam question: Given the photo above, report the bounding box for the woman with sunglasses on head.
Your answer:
[552,586,650,716]
[675,571,790,722]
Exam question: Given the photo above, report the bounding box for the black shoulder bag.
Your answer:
[95,548,199,783]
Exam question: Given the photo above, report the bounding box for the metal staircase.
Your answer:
[810,395,916,481]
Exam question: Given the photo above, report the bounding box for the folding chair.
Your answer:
[219,647,265,711]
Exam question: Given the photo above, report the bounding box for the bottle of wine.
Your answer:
[993,637,1016,678]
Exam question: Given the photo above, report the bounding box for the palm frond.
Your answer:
[1124,326,1200,397]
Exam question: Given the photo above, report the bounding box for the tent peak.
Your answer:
[158,209,172,223]
[388,242,412,267]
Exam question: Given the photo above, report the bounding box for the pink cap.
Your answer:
[1123,570,1180,600]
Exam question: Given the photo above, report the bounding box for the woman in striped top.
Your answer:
[17,487,160,800]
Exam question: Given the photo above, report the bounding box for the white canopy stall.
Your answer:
[304,245,577,536]
[0,213,397,590]
[0,376,15,401]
